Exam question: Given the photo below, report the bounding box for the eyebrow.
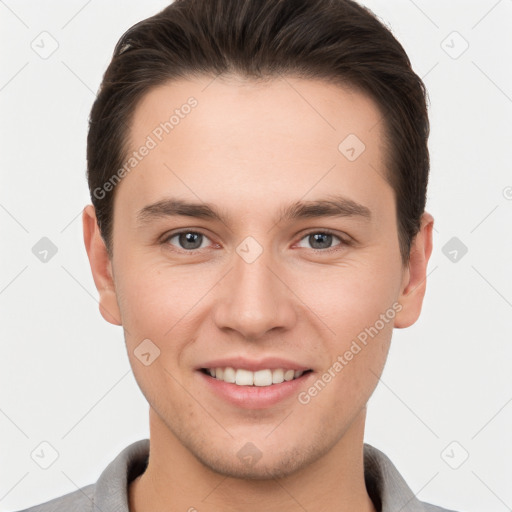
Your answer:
[136,194,372,227]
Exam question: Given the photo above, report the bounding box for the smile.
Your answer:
[200,367,313,387]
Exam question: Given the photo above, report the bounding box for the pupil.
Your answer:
[180,232,201,249]
[311,233,331,249]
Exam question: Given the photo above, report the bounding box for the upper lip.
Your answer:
[196,356,312,372]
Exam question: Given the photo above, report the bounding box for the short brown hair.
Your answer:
[87,0,430,266]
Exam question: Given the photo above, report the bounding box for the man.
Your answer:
[16,0,458,510]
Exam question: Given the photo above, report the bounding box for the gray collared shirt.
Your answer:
[14,439,460,512]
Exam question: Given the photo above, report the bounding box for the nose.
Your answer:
[213,244,297,341]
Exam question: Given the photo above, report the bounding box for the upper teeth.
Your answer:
[205,367,305,387]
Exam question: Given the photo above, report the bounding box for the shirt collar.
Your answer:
[364,443,427,512]
[93,439,427,512]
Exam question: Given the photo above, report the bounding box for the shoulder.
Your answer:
[363,443,465,512]
[11,483,95,512]
[421,503,462,512]
[11,438,149,512]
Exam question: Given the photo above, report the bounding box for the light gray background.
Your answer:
[1,1,511,511]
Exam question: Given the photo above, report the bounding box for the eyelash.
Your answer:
[161,228,350,254]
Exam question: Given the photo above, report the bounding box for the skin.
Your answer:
[83,75,433,512]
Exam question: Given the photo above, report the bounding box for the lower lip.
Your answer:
[197,370,314,409]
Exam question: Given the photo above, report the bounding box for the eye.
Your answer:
[161,229,348,253]
[163,230,212,251]
[295,230,346,251]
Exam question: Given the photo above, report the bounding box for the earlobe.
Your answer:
[82,205,122,326]
[394,211,434,329]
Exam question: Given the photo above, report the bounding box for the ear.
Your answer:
[394,211,434,329]
[82,204,122,326]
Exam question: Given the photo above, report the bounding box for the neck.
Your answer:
[129,408,376,512]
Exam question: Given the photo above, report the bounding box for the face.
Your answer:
[84,75,432,479]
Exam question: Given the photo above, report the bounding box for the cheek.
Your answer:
[114,262,196,406]
[300,305,393,426]
[114,246,401,340]
[294,257,398,402]
[299,258,401,342]
[114,257,197,332]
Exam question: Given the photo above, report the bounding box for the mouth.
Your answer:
[199,367,314,387]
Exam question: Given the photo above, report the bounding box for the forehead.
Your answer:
[130,75,385,152]
[116,75,392,225]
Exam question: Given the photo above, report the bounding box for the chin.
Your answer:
[193,440,327,481]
